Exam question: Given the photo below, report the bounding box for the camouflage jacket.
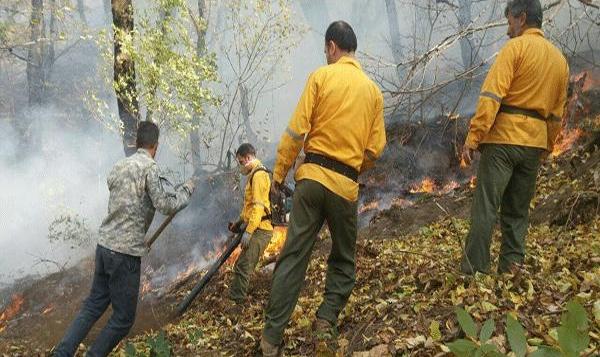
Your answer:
[98,148,192,256]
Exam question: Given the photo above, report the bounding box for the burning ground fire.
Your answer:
[469,176,477,189]
[409,177,437,193]
[409,177,461,195]
[140,228,289,296]
[358,177,476,216]
[0,294,25,333]
[552,128,583,157]
[264,226,287,258]
[224,226,287,266]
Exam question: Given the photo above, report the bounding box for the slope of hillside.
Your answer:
[1,93,599,357]
[103,130,599,356]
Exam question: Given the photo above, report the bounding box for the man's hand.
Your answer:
[184,176,199,193]
[240,231,251,249]
[228,220,243,233]
[271,181,282,197]
[460,145,475,168]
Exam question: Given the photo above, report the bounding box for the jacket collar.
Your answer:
[522,28,544,37]
[137,148,154,160]
[335,55,362,70]
[248,159,263,173]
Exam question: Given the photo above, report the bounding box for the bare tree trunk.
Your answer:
[240,85,257,144]
[385,0,403,82]
[457,0,481,70]
[103,0,111,24]
[44,0,56,81]
[189,0,207,175]
[27,0,44,107]
[77,0,87,25]
[112,0,139,157]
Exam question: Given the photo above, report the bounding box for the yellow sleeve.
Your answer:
[547,62,570,152]
[361,92,387,172]
[273,72,318,183]
[465,41,519,150]
[245,171,270,234]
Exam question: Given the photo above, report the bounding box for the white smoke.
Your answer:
[0,107,122,285]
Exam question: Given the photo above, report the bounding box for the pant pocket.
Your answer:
[124,256,141,274]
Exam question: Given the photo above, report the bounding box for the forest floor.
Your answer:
[107,132,598,357]
[1,97,599,356]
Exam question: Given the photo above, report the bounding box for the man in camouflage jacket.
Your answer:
[54,122,196,357]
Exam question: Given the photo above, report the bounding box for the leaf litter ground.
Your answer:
[110,137,599,356]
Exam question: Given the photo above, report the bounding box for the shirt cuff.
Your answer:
[465,134,480,150]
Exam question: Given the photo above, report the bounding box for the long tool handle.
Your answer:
[145,213,176,249]
[176,231,243,316]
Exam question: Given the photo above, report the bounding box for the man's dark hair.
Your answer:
[325,21,357,52]
[136,121,159,148]
[504,0,543,28]
[236,143,256,157]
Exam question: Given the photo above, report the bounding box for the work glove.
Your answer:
[240,231,251,249]
[228,220,243,233]
[270,181,282,197]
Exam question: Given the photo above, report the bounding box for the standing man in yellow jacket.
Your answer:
[460,0,569,274]
[228,143,273,306]
[259,21,386,355]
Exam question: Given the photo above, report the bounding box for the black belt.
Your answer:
[499,104,546,121]
[304,152,359,182]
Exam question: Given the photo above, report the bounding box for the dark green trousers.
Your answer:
[461,144,543,274]
[229,229,272,302]
[262,179,358,346]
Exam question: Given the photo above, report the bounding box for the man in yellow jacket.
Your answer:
[228,143,273,305]
[259,21,386,355]
[460,0,569,274]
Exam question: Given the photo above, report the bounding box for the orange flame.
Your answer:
[174,264,197,282]
[410,177,437,193]
[574,69,600,92]
[440,181,460,194]
[552,129,582,157]
[140,279,152,295]
[469,176,477,189]
[0,293,25,332]
[264,226,287,257]
[225,247,242,265]
[358,201,379,214]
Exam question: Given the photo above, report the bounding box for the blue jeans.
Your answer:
[54,245,141,357]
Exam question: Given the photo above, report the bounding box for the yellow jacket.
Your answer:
[241,160,273,234]
[273,56,386,202]
[465,28,569,151]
